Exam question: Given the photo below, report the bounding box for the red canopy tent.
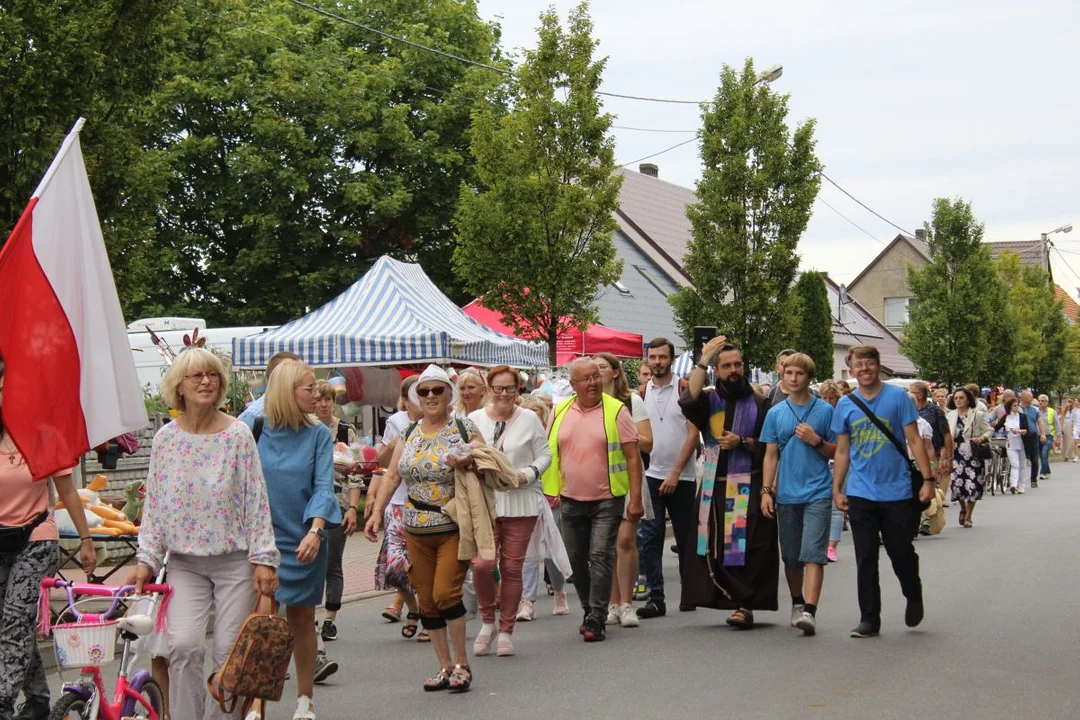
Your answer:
[462,300,643,366]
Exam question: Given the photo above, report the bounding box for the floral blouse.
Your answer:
[136,420,280,573]
[398,417,479,534]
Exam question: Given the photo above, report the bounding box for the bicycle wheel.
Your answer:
[48,692,91,720]
[120,678,164,719]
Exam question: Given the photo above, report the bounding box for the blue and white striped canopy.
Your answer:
[672,350,696,378]
[232,256,548,369]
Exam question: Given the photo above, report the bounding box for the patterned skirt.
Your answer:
[376,504,414,593]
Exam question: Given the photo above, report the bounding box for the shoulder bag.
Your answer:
[964,412,993,461]
[207,593,293,717]
[0,510,49,555]
[848,394,931,509]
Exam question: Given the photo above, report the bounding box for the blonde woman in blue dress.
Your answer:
[245,360,341,720]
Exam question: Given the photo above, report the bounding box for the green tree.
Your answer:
[902,198,1000,386]
[670,59,821,371]
[794,271,834,379]
[1055,323,1080,398]
[452,2,622,365]
[975,255,1017,386]
[996,252,1068,391]
[0,0,183,311]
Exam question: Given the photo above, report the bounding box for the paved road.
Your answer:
[49,460,1080,719]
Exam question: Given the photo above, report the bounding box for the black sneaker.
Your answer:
[13,696,50,720]
[583,618,606,642]
[579,612,590,635]
[637,600,666,619]
[320,618,338,641]
[679,603,697,612]
[314,654,339,684]
[905,595,925,628]
[849,622,880,638]
[918,521,931,537]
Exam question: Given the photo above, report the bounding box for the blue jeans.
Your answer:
[1040,439,1053,475]
[637,476,696,603]
[777,499,832,568]
[561,496,624,624]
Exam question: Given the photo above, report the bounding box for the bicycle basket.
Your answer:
[52,619,119,667]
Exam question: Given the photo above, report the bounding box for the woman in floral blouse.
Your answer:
[133,348,279,720]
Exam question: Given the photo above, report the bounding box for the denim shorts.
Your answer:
[777,498,832,569]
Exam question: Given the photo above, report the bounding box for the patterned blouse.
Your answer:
[136,420,281,573]
[398,417,479,534]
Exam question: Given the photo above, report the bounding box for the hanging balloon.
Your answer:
[341,401,364,418]
[328,375,347,402]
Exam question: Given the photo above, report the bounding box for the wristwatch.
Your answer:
[309,528,325,540]
[813,437,825,449]
[695,363,710,372]
[761,486,776,496]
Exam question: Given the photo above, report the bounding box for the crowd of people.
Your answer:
[0,331,1073,719]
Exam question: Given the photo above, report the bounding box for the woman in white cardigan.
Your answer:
[468,366,551,658]
[946,387,993,528]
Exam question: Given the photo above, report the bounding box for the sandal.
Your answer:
[401,612,420,639]
[382,606,403,623]
[416,630,431,642]
[448,663,472,693]
[725,608,754,629]
[958,508,966,525]
[423,668,451,692]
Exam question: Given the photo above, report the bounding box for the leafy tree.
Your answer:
[670,59,821,371]
[452,2,622,365]
[996,252,1068,391]
[0,0,183,310]
[1055,323,1080,398]
[902,198,1000,386]
[794,271,834,379]
[975,255,1017,387]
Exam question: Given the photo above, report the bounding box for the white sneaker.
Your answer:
[790,604,805,627]
[553,591,569,615]
[1018,486,1026,494]
[794,610,817,636]
[619,603,640,628]
[293,695,316,720]
[606,603,620,625]
[516,599,535,622]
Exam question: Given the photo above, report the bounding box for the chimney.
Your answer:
[639,163,658,178]
[914,228,927,241]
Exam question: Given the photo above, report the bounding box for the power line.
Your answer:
[1051,246,1080,287]
[617,136,698,168]
[611,125,698,133]
[815,196,886,245]
[818,172,914,238]
[597,91,703,105]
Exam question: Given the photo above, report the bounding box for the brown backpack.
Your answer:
[207,594,293,715]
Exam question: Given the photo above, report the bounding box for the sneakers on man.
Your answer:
[553,591,569,615]
[632,577,650,601]
[619,603,640,628]
[790,604,805,628]
[583,618,606,642]
[794,611,817,636]
[827,546,839,563]
[905,595,925,628]
[13,696,50,720]
[516,599,535,622]
[1018,486,1027,494]
[606,603,621,625]
[636,600,666,619]
[579,612,590,635]
[313,655,338,684]
[849,622,880,638]
[320,618,338,642]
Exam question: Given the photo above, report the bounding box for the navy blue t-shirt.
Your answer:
[831,384,919,502]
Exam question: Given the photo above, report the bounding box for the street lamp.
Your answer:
[756,64,784,85]
[1041,223,1073,282]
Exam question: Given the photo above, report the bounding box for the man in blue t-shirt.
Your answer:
[761,353,836,637]
[831,345,934,639]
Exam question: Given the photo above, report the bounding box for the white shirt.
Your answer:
[1005,413,1025,451]
[642,378,696,482]
[469,407,551,517]
[381,411,411,506]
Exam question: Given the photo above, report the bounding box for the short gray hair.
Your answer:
[910,381,930,400]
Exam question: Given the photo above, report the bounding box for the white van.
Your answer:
[128,318,277,394]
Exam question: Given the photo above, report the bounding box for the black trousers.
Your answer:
[847,497,922,627]
[1025,441,1040,485]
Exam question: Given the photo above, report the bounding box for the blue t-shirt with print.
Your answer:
[760,397,836,504]
[831,384,920,502]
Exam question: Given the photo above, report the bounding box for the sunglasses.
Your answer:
[416,386,447,398]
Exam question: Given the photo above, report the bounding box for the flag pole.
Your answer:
[31,117,86,199]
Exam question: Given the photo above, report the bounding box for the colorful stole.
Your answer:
[696,391,758,566]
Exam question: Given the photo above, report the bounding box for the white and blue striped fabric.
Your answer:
[232,256,548,369]
[672,350,696,378]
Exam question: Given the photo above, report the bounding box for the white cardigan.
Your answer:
[469,407,552,517]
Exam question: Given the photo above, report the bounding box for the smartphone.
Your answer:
[692,326,717,363]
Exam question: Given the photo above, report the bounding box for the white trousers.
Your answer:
[1007,447,1024,489]
[167,551,255,720]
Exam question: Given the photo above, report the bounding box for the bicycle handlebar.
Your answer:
[42,578,171,622]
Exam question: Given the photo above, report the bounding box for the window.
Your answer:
[613,281,632,296]
[634,265,669,297]
[884,297,913,327]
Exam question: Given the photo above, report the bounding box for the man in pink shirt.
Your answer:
[546,359,643,642]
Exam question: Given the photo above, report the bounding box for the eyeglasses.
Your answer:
[185,371,221,383]
[416,386,447,398]
[571,373,602,384]
[297,384,317,393]
[491,385,519,395]
[850,362,878,371]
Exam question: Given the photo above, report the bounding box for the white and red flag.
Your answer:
[0,118,148,479]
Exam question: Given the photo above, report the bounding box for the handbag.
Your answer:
[848,394,931,509]
[0,510,49,555]
[207,593,294,716]
[965,414,993,461]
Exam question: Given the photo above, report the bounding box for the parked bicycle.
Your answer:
[41,578,171,720]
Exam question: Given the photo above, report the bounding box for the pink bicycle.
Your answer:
[41,577,171,720]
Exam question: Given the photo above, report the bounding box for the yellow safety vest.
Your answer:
[542,393,630,498]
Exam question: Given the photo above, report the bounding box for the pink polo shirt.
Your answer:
[555,399,638,501]
[0,459,66,542]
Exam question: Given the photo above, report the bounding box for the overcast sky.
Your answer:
[478,0,1080,296]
